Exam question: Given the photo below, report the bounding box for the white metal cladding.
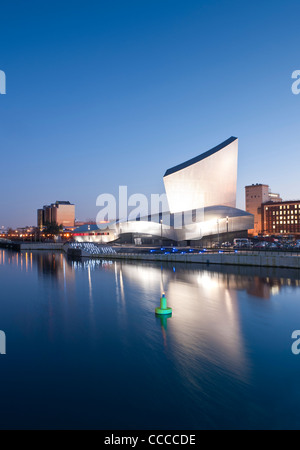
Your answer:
[163,138,238,214]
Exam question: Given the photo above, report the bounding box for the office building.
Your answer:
[37,201,75,229]
[262,200,300,237]
[37,209,44,230]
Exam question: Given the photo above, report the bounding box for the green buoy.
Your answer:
[155,292,172,315]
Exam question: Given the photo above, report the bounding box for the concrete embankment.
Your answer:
[19,243,65,251]
[93,251,300,269]
[8,242,300,269]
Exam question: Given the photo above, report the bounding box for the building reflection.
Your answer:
[36,252,75,283]
[1,249,300,382]
[99,260,300,383]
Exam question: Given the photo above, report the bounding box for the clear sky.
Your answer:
[1,0,300,228]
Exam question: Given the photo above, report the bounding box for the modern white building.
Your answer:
[164,136,238,213]
[73,137,254,245]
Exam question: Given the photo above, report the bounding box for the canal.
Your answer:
[0,249,300,429]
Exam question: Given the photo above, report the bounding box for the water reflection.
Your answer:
[1,249,300,429]
[67,257,300,377]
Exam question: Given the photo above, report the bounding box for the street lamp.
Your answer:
[160,219,163,244]
[226,216,229,243]
[217,219,220,246]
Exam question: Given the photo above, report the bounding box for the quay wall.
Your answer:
[20,243,65,251]
[8,242,300,269]
[90,251,300,269]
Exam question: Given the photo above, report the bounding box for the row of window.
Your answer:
[272,228,299,233]
[265,204,300,211]
[270,220,299,225]
[267,211,300,217]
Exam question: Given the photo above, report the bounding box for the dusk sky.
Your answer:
[1,0,300,228]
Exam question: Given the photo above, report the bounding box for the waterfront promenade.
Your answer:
[1,241,298,269]
[91,249,300,269]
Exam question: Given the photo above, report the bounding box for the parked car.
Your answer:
[268,242,278,249]
[221,242,232,248]
[254,241,268,249]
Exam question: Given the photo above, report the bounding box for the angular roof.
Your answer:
[164,136,237,177]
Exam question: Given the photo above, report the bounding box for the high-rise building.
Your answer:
[37,201,75,229]
[37,209,44,230]
[245,184,282,235]
[262,200,300,237]
[51,201,75,228]
[43,205,53,224]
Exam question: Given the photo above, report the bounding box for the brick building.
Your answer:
[245,184,281,235]
[262,200,300,237]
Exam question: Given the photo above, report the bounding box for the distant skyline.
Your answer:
[1,0,300,228]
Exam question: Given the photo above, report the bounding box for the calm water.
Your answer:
[1,249,300,429]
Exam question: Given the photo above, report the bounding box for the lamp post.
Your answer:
[226,216,229,243]
[217,219,219,247]
[160,219,163,245]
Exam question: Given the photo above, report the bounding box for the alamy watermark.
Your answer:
[0,70,6,94]
[0,331,6,354]
[291,330,300,355]
[291,70,300,95]
[96,186,204,230]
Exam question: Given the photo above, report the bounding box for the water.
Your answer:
[0,249,300,430]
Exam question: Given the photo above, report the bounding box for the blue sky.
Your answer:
[1,0,300,227]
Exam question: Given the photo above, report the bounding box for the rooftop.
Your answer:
[163,136,237,177]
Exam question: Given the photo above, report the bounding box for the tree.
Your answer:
[43,222,63,236]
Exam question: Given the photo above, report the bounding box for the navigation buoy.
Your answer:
[155,292,172,315]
